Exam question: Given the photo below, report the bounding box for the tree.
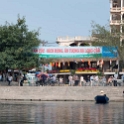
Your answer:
[91,22,124,69]
[0,16,41,70]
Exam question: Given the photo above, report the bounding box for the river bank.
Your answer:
[0,86,124,101]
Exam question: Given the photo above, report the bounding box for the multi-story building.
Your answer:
[110,0,124,44]
[56,36,94,46]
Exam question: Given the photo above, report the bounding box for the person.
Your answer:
[100,90,105,96]
[80,76,86,86]
[59,77,63,85]
[51,75,56,85]
[90,75,94,86]
[94,75,99,86]
[101,76,106,86]
[41,74,48,86]
[8,74,13,86]
[113,72,118,86]
[20,74,24,86]
[107,76,113,86]
[0,73,2,81]
[68,75,74,86]
[121,74,124,86]
[74,75,79,86]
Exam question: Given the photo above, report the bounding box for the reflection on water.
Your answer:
[0,101,124,124]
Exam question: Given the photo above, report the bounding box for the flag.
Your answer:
[75,61,78,64]
[110,60,112,65]
[58,62,60,67]
[100,60,103,68]
[52,62,54,66]
[116,59,119,65]
[101,59,104,65]
[50,62,52,66]
[63,61,65,65]
[97,60,99,66]
[68,62,70,66]
[81,59,84,62]
[88,60,91,66]
[55,62,57,67]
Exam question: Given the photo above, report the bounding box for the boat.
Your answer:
[95,95,109,104]
[95,90,109,104]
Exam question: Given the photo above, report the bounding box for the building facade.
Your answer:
[56,36,94,47]
[110,0,124,44]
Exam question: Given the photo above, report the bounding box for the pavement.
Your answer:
[0,81,19,86]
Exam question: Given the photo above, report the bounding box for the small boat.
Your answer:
[95,90,109,104]
[95,95,109,104]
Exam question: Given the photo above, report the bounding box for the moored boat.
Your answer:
[95,90,109,104]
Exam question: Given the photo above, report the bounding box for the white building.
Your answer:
[110,0,124,44]
[56,36,95,46]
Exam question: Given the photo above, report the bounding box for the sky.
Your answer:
[0,0,110,46]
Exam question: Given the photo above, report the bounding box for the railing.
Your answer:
[110,19,124,25]
[57,36,92,42]
[110,20,121,25]
[110,7,121,12]
[104,68,118,72]
[121,20,124,24]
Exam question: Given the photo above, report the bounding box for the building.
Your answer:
[56,36,94,47]
[33,44,118,83]
[110,0,124,44]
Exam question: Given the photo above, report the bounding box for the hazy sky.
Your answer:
[0,0,110,45]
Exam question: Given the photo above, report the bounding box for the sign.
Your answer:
[102,46,117,58]
[32,46,118,58]
[33,47,102,58]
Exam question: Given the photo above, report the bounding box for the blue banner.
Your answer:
[102,46,118,58]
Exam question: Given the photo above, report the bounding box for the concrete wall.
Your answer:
[0,86,124,101]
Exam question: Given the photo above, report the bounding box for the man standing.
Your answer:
[68,75,73,86]
[90,75,94,86]
[8,74,13,86]
[121,74,124,86]
[113,72,118,86]
[80,76,86,86]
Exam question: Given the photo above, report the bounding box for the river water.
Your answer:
[0,101,124,124]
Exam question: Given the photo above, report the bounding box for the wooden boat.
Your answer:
[95,95,109,104]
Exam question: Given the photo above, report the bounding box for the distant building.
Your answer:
[109,0,124,44]
[56,36,95,46]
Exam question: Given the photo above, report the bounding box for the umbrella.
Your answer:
[37,72,43,77]
[48,74,53,77]
[35,71,41,75]
[37,72,49,77]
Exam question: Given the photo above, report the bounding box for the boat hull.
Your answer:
[95,95,109,104]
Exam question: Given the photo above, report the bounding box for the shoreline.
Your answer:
[0,86,124,102]
[0,99,124,102]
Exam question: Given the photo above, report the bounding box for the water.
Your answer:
[0,101,124,124]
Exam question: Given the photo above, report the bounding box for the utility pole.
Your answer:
[39,40,48,72]
[40,40,48,46]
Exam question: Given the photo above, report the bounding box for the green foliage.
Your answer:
[91,22,124,62]
[97,71,103,77]
[40,58,54,65]
[71,70,75,75]
[0,16,41,70]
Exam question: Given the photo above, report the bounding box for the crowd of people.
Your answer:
[27,72,124,86]
[68,74,124,86]
[68,75,100,86]
[0,71,124,86]
[0,71,26,86]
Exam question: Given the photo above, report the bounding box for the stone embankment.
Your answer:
[0,86,124,101]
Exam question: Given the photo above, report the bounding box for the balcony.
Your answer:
[110,20,121,25]
[110,7,121,13]
[103,68,118,75]
[121,20,124,24]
